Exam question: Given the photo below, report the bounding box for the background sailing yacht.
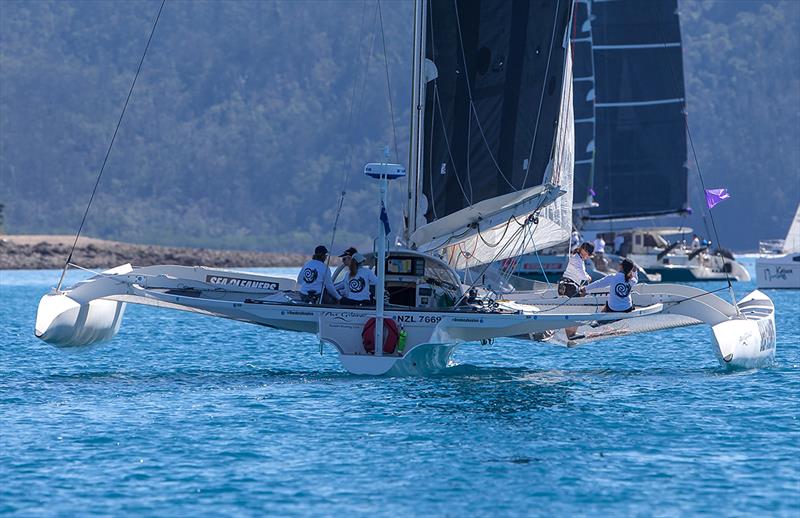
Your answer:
[756,203,800,289]
[512,0,749,283]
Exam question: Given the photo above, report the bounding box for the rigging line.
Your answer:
[377,0,400,163]
[452,221,529,306]
[466,103,474,203]
[521,0,561,189]
[321,0,374,302]
[451,0,516,191]
[427,92,438,220]
[57,0,166,292]
[455,191,552,301]
[433,85,472,207]
[657,34,734,294]
[475,215,515,249]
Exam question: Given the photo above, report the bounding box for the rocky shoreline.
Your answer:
[0,235,305,270]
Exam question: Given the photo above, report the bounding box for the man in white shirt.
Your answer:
[297,245,341,304]
[593,235,606,255]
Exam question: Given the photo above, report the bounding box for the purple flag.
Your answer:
[705,188,730,209]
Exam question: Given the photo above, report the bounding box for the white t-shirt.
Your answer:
[585,271,638,311]
[297,259,340,300]
[343,266,378,301]
[593,237,606,254]
[562,252,591,284]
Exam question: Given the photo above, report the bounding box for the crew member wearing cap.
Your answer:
[334,246,358,295]
[339,253,378,306]
[561,241,594,341]
[297,245,341,304]
[338,246,358,267]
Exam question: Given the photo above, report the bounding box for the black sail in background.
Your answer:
[571,0,595,205]
[587,0,688,219]
[422,0,573,224]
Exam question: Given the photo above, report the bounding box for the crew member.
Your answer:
[593,235,606,255]
[584,258,638,313]
[334,246,358,295]
[339,253,378,306]
[561,242,594,340]
[614,233,625,255]
[297,245,341,304]
[691,234,701,249]
[338,246,358,267]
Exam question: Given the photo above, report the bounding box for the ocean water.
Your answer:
[1,259,798,516]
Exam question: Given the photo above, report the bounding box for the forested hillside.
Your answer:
[1,0,798,252]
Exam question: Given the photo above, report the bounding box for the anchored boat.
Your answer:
[756,204,800,289]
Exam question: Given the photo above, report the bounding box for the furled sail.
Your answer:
[409,0,575,270]
[584,0,689,219]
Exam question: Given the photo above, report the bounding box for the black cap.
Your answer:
[314,245,329,255]
[581,242,595,256]
[338,246,358,257]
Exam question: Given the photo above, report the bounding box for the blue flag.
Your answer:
[380,205,391,235]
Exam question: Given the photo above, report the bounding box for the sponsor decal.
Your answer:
[302,267,318,284]
[322,311,364,319]
[763,266,793,282]
[757,318,776,351]
[451,317,483,323]
[281,310,314,316]
[206,275,279,290]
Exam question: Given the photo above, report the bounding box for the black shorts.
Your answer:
[558,279,582,297]
[603,303,635,313]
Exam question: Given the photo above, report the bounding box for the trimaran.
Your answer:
[35,0,776,375]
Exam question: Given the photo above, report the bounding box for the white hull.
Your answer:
[506,284,776,369]
[629,252,750,282]
[35,263,776,374]
[756,253,800,289]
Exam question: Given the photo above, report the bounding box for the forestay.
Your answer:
[410,0,574,269]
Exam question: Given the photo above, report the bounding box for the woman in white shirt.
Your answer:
[584,258,638,313]
[340,253,378,306]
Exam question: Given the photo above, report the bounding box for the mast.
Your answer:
[405,0,427,244]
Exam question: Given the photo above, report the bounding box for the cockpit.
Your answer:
[332,250,463,308]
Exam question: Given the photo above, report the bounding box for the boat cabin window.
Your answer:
[332,254,462,308]
[643,233,668,248]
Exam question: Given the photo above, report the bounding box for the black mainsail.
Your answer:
[409,0,575,269]
[579,0,688,220]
